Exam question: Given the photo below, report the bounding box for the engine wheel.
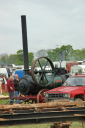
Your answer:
[37,89,49,103]
[31,57,55,87]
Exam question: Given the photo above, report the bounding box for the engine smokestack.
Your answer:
[21,15,29,75]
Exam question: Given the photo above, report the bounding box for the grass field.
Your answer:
[0,93,85,128]
[0,93,9,104]
[2,122,85,128]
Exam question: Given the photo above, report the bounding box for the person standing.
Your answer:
[7,76,14,105]
[0,79,2,95]
[3,75,8,93]
[14,74,19,104]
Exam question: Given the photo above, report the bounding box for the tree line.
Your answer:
[0,50,34,66]
[0,45,85,66]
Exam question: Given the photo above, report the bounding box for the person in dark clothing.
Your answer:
[14,74,19,104]
[7,76,14,105]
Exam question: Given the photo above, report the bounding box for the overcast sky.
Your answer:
[0,0,85,55]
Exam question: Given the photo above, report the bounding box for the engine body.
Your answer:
[19,74,62,95]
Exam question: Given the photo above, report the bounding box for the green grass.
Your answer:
[2,93,9,96]
[0,93,33,104]
[2,122,85,128]
[0,93,9,105]
[71,122,85,128]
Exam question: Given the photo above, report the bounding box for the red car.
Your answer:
[44,74,85,102]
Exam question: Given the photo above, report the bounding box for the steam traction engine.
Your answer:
[15,15,70,104]
[18,57,64,103]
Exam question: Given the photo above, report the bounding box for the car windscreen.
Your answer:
[63,77,85,86]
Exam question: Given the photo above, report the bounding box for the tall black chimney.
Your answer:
[21,15,29,75]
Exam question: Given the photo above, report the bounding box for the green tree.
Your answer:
[0,54,8,64]
[8,54,17,64]
[47,48,60,62]
[70,50,81,61]
[60,45,73,60]
[80,48,85,60]
[15,50,24,65]
[66,48,85,61]
[28,52,34,66]
[15,49,34,66]
[47,50,54,61]
[47,45,73,61]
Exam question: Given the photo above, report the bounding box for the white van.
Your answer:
[0,68,8,77]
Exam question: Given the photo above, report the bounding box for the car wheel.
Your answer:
[75,98,83,101]
[75,98,84,107]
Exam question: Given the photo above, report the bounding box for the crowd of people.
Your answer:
[0,74,20,105]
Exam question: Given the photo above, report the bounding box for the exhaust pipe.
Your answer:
[21,15,29,75]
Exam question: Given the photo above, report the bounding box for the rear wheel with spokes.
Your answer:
[37,89,49,103]
[31,57,55,87]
